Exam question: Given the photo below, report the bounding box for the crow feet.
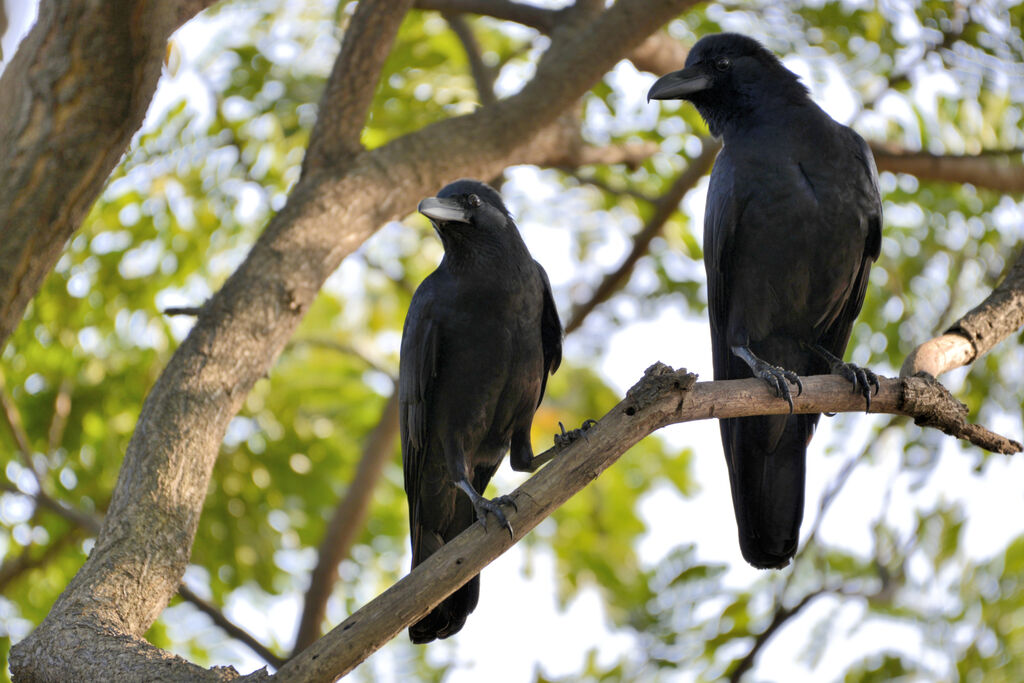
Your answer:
[732,345,803,413]
[812,344,879,411]
[456,480,515,539]
[554,419,598,448]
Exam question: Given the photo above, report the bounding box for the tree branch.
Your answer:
[415,0,557,32]
[269,364,1019,682]
[291,390,401,654]
[902,246,1024,378]
[565,138,719,333]
[727,590,827,683]
[0,0,218,351]
[11,2,699,680]
[302,0,415,172]
[444,13,496,106]
[871,146,1024,194]
[178,583,286,671]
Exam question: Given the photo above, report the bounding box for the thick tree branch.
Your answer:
[871,146,1024,194]
[902,246,1024,378]
[269,364,1019,682]
[292,390,401,655]
[565,138,719,333]
[302,0,415,172]
[0,0,218,352]
[10,2,697,680]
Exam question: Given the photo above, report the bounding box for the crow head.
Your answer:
[418,179,517,256]
[647,33,808,137]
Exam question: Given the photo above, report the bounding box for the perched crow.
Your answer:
[649,34,881,568]
[400,179,562,642]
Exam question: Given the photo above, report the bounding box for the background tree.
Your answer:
[1,0,1023,681]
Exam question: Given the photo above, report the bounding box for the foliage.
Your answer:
[2,0,1024,681]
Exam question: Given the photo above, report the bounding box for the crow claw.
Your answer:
[554,418,598,448]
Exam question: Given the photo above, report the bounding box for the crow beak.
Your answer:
[647,67,712,101]
[418,196,471,225]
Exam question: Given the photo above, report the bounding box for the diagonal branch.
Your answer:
[178,583,287,670]
[270,365,1019,682]
[901,245,1024,378]
[565,138,719,333]
[302,0,416,172]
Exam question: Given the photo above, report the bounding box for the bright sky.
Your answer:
[4,2,1024,681]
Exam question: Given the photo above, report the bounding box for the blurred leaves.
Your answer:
[3,1,1024,682]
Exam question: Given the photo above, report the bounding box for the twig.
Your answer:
[565,138,719,333]
[444,13,496,105]
[0,381,39,482]
[178,583,286,670]
[727,590,826,683]
[162,306,203,317]
[0,527,83,593]
[415,0,557,32]
[563,170,658,204]
[47,377,73,454]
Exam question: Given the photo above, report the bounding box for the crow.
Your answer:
[649,33,881,568]
[400,179,562,642]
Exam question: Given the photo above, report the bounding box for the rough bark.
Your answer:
[902,247,1024,378]
[9,1,698,680]
[269,365,1020,683]
[0,0,218,352]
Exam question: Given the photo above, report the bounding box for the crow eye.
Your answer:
[467,194,482,208]
[714,57,732,72]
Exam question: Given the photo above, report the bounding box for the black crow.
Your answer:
[400,179,562,642]
[649,34,881,568]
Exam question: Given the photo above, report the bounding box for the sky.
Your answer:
[4,1,1024,681]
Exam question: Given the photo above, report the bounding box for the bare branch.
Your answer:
[47,378,73,454]
[0,0,219,351]
[0,381,36,479]
[871,145,1024,194]
[445,13,496,105]
[727,590,827,683]
[0,526,83,593]
[271,364,1018,682]
[292,391,401,654]
[902,246,1024,378]
[565,138,719,333]
[415,0,557,32]
[178,583,286,670]
[162,306,204,317]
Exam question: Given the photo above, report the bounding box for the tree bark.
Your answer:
[9,1,698,680]
[0,0,218,352]
[902,247,1024,378]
